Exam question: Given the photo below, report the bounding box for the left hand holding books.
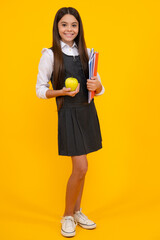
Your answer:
[87,76,102,92]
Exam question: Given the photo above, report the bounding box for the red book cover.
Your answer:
[90,52,99,100]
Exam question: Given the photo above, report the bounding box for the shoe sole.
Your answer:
[61,228,76,237]
[77,222,96,229]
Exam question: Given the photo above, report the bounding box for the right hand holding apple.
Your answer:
[62,83,80,97]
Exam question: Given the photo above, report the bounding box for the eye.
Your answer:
[72,25,77,27]
[62,24,66,27]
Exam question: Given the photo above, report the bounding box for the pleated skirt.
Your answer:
[57,99,102,156]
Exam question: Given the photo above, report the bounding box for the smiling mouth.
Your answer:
[64,33,74,36]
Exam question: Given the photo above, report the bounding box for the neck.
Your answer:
[61,40,74,47]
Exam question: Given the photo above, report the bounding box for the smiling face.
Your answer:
[58,14,79,47]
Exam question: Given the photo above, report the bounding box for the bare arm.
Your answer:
[46,89,64,98]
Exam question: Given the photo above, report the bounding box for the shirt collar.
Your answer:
[60,40,78,49]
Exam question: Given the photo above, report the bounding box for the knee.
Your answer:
[74,165,88,180]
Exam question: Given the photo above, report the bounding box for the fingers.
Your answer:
[70,83,80,97]
[87,78,99,91]
[91,76,98,80]
[87,83,96,91]
[65,83,80,97]
[87,79,96,83]
[76,83,80,92]
[63,87,71,92]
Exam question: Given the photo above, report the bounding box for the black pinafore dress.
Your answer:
[50,50,102,156]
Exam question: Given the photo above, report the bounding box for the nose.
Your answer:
[67,26,72,31]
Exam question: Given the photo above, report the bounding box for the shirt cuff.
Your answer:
[36,86,49,99]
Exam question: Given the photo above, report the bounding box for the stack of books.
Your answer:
[88,48,99,103]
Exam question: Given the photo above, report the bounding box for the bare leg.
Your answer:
[73,177,85,213]
[63,154,88,217]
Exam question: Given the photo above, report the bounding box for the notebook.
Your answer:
[88,48,99,103]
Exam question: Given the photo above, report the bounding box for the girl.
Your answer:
[36,7,105,238]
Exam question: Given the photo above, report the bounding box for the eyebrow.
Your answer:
[61,21,78,24]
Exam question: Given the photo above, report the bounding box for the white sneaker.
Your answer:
[60,215,77,237]
[73,208,96,229]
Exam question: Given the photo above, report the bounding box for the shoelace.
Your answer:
[60,216,77,227]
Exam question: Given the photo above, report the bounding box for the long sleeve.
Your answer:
[36,48,53,99]
[87,48,105,96]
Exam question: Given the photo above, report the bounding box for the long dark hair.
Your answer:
[50,7,89,111]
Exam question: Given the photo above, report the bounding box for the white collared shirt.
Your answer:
[36,40,105,99]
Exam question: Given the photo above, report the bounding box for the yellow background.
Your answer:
[1,0,160,239]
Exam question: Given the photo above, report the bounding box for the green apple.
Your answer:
[65,77,79,91]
